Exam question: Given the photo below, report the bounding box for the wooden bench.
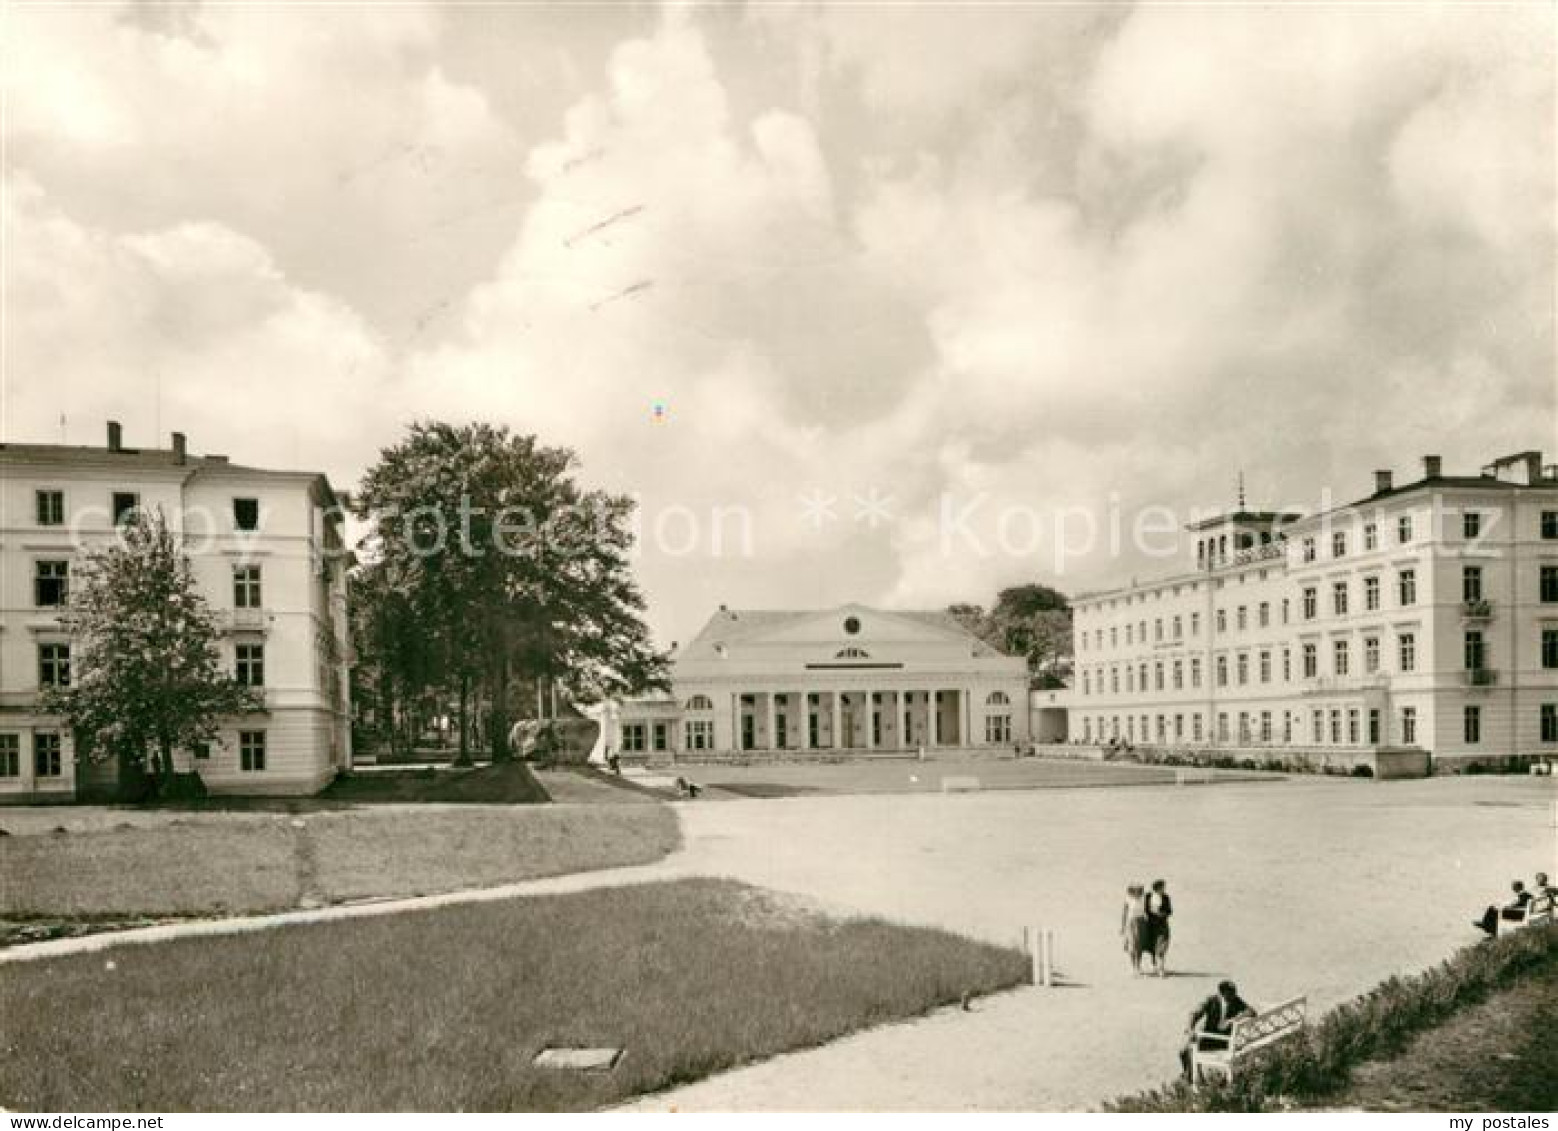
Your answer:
[1191,996,1307,1085]
[1498,894,1554,934]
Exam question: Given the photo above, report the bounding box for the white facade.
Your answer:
[1071,452,1558,769]
[619,604,1030,756]
[0,424,352,802]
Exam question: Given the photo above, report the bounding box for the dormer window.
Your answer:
[843,615,861,635]
[835,646,870,659]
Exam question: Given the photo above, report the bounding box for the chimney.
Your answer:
[107,420,122,452]
[1422,455,1442,479]
[1374,469,1393,494]
[172,432,187,465]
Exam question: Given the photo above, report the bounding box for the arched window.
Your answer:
[685,695,713,711]
[986,691,1011,706]
[835,646,871,659]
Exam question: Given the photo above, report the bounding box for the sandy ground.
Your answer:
[618,774,1557,1111]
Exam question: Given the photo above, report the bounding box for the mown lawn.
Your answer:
[0,806,679,919]
[0,878,1028,1111]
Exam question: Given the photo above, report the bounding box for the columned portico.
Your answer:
[623,605,1031,758]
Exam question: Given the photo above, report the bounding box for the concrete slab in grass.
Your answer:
[533,1047,623,1071]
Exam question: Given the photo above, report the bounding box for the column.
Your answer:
[964,688,974,747]
[930,691,941,746]
[765,693,777,752]
[866,692,876,750]
[830,691,843,750]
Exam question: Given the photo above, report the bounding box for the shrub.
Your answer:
[1105,925,1558,1112]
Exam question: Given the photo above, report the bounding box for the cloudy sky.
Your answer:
[3,1,1554,645]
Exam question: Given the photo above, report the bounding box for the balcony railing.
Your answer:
[1461,599,1493,620]
[225,608,269,632]
[1464,667,1498,687]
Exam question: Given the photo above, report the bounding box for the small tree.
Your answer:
[42,509,260,793]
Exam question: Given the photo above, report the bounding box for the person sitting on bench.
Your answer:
[1179,980,1255,1081]
[674,776,702,799]
[1473,880,1531,936]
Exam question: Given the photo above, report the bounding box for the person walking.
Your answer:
[1120,883,1149,974]
[1145,879,1174,976]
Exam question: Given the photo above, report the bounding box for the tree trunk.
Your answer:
[454,674,471,766]
[158,735,175,791]
[491,647,511,763]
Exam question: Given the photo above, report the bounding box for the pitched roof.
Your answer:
[677,604,1005,660]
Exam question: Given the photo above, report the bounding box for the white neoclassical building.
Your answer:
[617,604,1030,757]
[0,422,352,803]
[1071,450,1558,771]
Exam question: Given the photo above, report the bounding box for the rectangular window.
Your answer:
[1398,568,1417,606]
[1399,632,1417,673]
[1154,663,1164,691]
[1464,631,1485,672]
[1329,709,1342,744]
[1237,712,1250,743]
[1368,708,1381,745]
[1173,615,1183,640]
[239,731,267,772]
[234,566,263,609]
[112,492,140,525]
[35,490,64,526]
[1216,656,1228,687]
[0,734,18,777]
[1543,704,1558,744]
[621,723,646,752]
[1259,650,1271,683]
[233,498,261,532]
[1312,709,1323,744]
[1347,709,1360,745]
[1398,515,1413,543]
[235,643,265,687]
[1543,629,1558,669]
[1542,566,1558,603]
[1402,706,1417,745]
[1332,531,1347,558]
[1542,511,1558,540]
[1463,512,1481,540]
[38,643,71,688]
[34,733,62,778]
[1192,715,1204,742]
[1236,606,1247,631]
[1302,643,1318,678]
[1281,598,1290,624]
[192,742,210,761]
[1258,602,1270,627]
[1463,706,1481,745]
[1364,576,1380,610]
[1334,639,1350,676]
[1259,711,1272,743]
[34,560,69,607]
[1190,612,1200,636]
[1302,587,1317,620]
[1463,566,1483,604]
[1302,537,1316,563]
[1332,581,1348,616]
[1216,609,1227,634]
[687,720,714,751]
[1282,648,1292,681]
[1217,713,1229,742]
[1190,658,1202,688]
[1236,653,1248,685]
[1364,523,1378,551]
[1172,661,1183,690]
[1364,636,1380,673]
[985,714,1012,744]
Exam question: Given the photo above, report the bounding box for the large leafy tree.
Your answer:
[948,584,1073,688]
[353,421,668,761]
[42,509,260,790]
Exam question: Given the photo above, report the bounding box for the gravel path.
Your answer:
[619,774,1556,1111]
